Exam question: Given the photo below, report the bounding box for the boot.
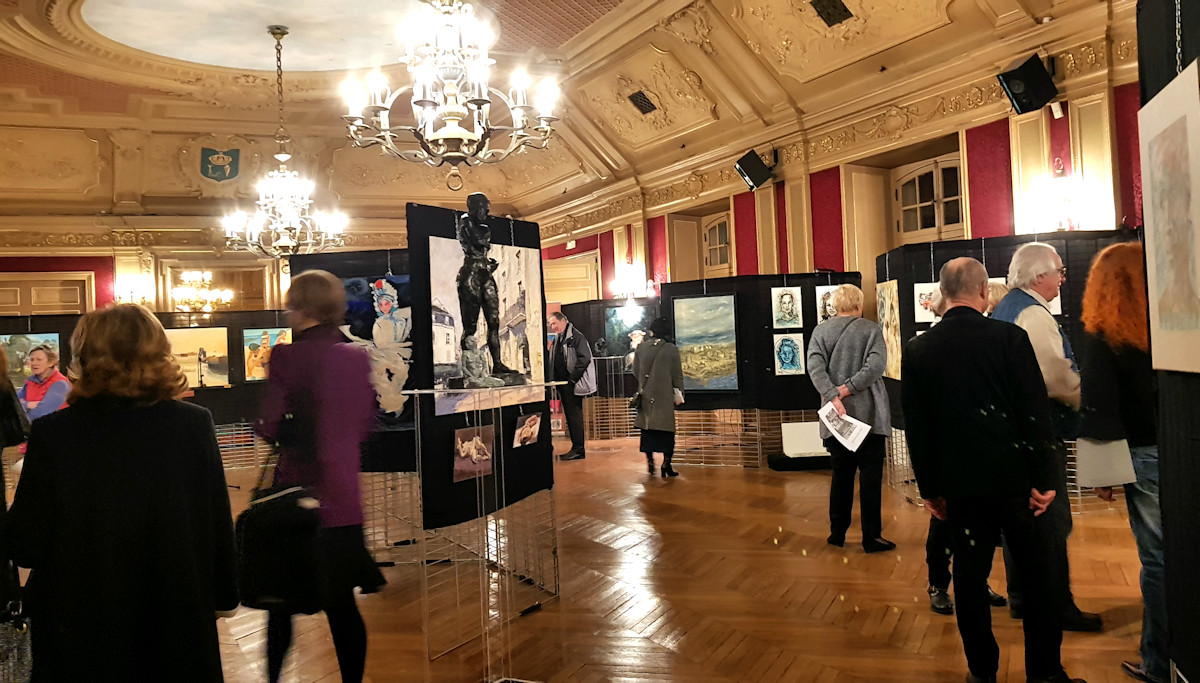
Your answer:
[661,463,679,478]
[645,453,656,475]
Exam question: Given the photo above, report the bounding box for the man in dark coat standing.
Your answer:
[902,257,1085,683]
[548,311,595,460]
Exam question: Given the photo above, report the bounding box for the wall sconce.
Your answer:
[115,273,155,306]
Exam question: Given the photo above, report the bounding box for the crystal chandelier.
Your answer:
[172,271,234,313]
[339,0,560,190]
[223,26,348,258]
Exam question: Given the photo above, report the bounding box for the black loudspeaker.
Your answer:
[734,149,774,190]
[997,54,1058,114]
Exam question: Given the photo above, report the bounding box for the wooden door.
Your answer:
[0,272,94,316]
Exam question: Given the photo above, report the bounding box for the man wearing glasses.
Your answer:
[992,241,1102,633]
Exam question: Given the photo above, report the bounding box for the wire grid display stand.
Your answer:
[585,356,638,440]
[887,428,1122,514]
[406,384,560,683]
[672,408,821,468]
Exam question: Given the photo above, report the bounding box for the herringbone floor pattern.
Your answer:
[220,438,1146,682]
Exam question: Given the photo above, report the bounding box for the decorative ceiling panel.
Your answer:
[492,0,625,50]
[0,53,173,113]
[731,0,952,83]
[577,45,718,149]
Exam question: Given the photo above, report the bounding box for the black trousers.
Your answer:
[946,496,1064,680]
[926,515,953,590]
[1003,444,1075,613]
[826,433,885,541]
[558,385,586,453]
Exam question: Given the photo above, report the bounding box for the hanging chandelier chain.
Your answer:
[1176,0,1184,75]
[270,25,290,144]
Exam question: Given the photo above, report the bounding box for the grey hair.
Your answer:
[830,284,864,313]
[939,257,988,300]
[1007,242,1060,289]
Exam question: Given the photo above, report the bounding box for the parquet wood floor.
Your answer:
[220,438,1147,682]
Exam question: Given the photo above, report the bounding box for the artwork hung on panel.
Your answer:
[816,285,839,324]
[913,282,940,324]
[512,413,542,448]
[165,327,229,388]
[771,287,804,328]
[429,194,545,414]
[340,273,415,429]
[452,423,495,483]
[1139,61,1200,372]
[243,328,290,381]
[604,302,653,371]
[674,294,738,391]
[773,333,805,375]
[0,333,59,390]
[875,281,902,380]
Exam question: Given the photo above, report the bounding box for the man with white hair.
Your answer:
[991,241,1102,633]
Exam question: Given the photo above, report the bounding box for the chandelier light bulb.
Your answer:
[510,69,531,92]
[341,77,368,118]
[365,70,389,102]
[535,78,559,118]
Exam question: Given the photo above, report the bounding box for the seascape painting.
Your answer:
[429,236,545,414]
[1,333,59,390]
[913,282,939,323]
[876,281,902,380]
[604,303,653,366]
[773,333,805,376]
[771,287,804,328]
[674,294,738,391]
[453,424,495,483]
[1140,61,1200,372]
[816,285,839,324]
[164,327,229,388]
[242,328,290,381]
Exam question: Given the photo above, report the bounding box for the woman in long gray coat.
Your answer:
[633,317,684,478]
[806,284,895,553]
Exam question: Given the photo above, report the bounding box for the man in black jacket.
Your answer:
[902,257,1084,683]
[548,312,595,460]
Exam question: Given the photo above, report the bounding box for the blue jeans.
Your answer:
[1125,445,1167,680]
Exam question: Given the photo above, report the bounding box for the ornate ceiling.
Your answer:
[0,0,1138,243]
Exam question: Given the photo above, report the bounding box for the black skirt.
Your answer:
[318,524,387,606]
[639,428,675,455]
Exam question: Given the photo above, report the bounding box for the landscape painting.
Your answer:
[816,285,839,324]
[165,327,229,388]
[453,423,495,483]
[674,294,738,391]
[604,303,653,365]
[1,333,59,390]
[876,281,902,380]
[771,287,804,328]
[1140,61,1200,372]
[773,333,805,376]
[242,327,289,381]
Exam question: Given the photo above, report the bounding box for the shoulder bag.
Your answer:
[235,412,324,615]
[629,341,664,411]
[0,385,29,449]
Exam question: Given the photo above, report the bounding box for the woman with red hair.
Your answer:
[1078,241,1165,683]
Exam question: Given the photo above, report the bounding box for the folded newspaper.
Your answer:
[818,401,871,452]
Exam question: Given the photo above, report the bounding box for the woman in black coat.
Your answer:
[632,317,684,478]
[3,304,239,681]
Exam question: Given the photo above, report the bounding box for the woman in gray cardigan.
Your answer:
[633,317,684,478]
[806,284,895,553]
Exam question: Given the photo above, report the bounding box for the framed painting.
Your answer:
[1140,61,1200,372]
[674,294,738,391]
[164,327,229,388]
[876,281,902,380]
[453,423,495,483]
[773,333,805,375]
[770,286,804,328]
[604,302,653,366]
[242,327,290,381]
[816,285,839,324]
[913,282,939,323]
[0,333,59,390]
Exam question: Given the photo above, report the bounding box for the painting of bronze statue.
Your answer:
[1139,61,1200,372]
[429,193,545,414]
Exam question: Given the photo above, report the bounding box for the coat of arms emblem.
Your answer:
[201,148,239,182]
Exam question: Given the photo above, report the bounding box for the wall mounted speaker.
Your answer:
[997,54,1058,115]
[734,149,774,191]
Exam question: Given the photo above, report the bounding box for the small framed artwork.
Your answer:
[773,333,805,375]
[815,285,839,324]
[913,283,939,323]
[243,328,290,381]
[453,424,495,483]
[770,287,804,328]
[512,413,542,448]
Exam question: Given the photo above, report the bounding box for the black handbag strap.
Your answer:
[636,340,665,395]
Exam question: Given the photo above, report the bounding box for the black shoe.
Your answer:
[1062,610,1103,632]
[661,464,679,478]
[826,533,845,548]
[560,450,585,461]
[1120,660,1165,683]
[929,586,954,615]
[863,537,896,553]
[987,587,1008,607]
[1009,605,1024,620]
[1026,673,1086,683]
[967,674,998,683]
[645,454,656,475]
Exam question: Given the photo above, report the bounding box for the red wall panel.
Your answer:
[809,168,844,271]
[540,234,599,260]
[598,230,616,299]
[733,191,758,275]
[965,119,1016,238]
[775,181,789,273]
[646,216,668,294]
[1113,82,1144,226]
[0,256,115,307]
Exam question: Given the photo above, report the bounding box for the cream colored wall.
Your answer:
[841,165,892,319]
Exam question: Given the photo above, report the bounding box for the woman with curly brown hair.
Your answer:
[2,304,239,681]
[1078,241,1165,683]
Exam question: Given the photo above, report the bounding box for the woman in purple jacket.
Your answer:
[257,269,384,683]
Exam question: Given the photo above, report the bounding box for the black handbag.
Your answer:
[0,386,29,449]
[235,409,324,615]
